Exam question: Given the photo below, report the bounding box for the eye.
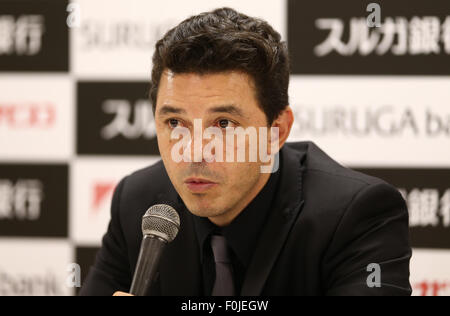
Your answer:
[217,119,236,129]
[167,119,181,129]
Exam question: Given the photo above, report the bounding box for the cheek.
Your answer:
[220,162,259,190]
[157,129,177,158]
[157,141,171,165]
[157,138,180,177]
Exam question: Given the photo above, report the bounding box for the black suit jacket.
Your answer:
[80,141,412,296]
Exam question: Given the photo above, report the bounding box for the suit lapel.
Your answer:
[241,145,307,296]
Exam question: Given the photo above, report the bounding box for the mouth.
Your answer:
[184,177,218,193]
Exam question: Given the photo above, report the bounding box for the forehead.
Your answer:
[156,69,258,110]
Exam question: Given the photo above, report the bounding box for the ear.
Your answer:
[269,106,294,152]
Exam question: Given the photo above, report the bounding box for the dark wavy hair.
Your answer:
[150,7,290,125]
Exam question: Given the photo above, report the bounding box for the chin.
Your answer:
[184,201,224,218]
[187,208,217,218]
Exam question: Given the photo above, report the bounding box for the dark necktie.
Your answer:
[210,234,236,296]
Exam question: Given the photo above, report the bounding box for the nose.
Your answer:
[182,120,219,163]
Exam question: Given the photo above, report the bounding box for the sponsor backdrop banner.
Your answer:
[0,0,448,296]
[288,0,450,75]
[0,0,69,72]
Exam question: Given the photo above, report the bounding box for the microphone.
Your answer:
[129,204,181,296]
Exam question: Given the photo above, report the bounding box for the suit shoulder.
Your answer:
[287,142,400,220]
[286,141,386,188]
[117,160,176,214]
[288,143,406,256]
[122,159,173,195]
[125,159,167,187]
[307,165,385,188]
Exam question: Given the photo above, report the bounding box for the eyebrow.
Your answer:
[157,105,187,116]
[208,105,246,118]
[157,104,247,118]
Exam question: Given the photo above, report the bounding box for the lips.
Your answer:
[184,178,217,193]
[185,177,215,184]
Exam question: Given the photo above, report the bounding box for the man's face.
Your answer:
[155,69,273,225]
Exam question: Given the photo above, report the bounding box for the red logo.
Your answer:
[0,102,56,128]
[414,281,450,296]
[91,182,116,213]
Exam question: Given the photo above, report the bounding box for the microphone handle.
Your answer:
[130,235,167,296]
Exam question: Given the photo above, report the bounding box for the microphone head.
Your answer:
[142,204,180,242]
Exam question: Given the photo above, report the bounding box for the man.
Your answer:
[80,7,412,296]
